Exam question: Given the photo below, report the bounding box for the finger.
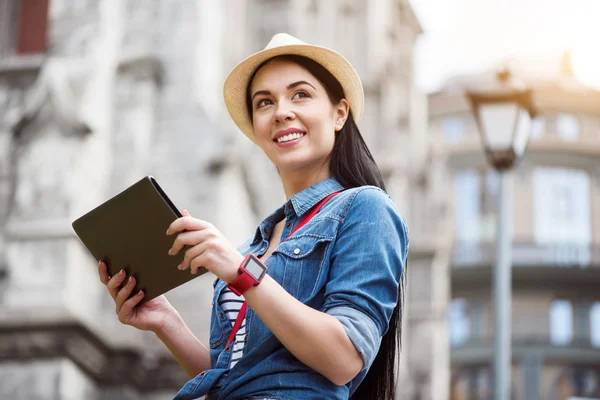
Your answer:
[182,209,190,216]
[178,242,209,271]
[106,269,127,300]
[98,261,110,285]
[189,254,208,275]
[166,216,211,236]
[115,276,137,313]
[118,290,145,323]
[169,229,214,257]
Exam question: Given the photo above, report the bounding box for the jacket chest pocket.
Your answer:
[269,235,333,302]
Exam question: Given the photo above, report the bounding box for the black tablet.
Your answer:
[72,176,208,304]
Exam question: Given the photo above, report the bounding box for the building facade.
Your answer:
[0,0,431,398]
[428,65,600,399]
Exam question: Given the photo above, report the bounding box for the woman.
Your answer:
[98,33,409,400]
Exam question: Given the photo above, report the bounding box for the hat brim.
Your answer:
[223,43,364,143]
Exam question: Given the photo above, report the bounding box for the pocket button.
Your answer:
[294,248,301,255]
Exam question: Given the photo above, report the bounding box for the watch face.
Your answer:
[245,257,266,281]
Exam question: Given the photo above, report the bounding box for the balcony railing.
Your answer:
[451,334,600,364]
[453,241,600,269]
[453,333,599,348]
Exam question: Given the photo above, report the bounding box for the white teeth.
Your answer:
[277,132,305,143]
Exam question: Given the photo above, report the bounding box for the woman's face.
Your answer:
[249,59,349,175]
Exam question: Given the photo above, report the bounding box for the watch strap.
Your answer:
[227,254,265,296]
[227,271,256,296]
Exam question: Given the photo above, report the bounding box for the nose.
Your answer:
[272,103,295,124]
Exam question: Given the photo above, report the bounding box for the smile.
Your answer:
[276,132,306,143]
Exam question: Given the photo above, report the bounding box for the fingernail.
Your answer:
[165,229,170,235]
[137,290,144,296]
[119,269,124,275]
[98,260,102,267]
[177,263,182,270]
[167,249,172,256]
[128,276,134,284]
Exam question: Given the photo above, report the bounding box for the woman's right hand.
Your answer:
[98,260,176,333]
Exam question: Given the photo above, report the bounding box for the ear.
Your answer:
[334,99,350,132]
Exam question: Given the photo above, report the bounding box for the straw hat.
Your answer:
[223,33,364,143]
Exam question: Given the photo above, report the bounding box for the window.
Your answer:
[451,366,491,400]
[530,117,545,139]
[550,300,573,345]
[591,302,600,348]
[455,170,480,242]
[0,0,50,59]
[556,114,580,141]
[571,368,600,398]
[443,117,465,142]
[448,298,470,346]
[550,367,600,399]
[454,169,498,243]
[533,167,591,246]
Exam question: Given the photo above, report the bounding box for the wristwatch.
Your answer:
[227,254,268,296]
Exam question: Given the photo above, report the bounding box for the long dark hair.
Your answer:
[248,55,407,400]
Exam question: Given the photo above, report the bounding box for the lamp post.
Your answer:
[467,71,536,400]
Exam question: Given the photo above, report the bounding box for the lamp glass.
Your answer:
[478,103,519,151]
[513,108,533,157]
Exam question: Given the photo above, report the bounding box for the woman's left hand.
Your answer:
[166,210,244,283]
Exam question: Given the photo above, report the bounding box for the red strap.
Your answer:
[226,301,247,348]
[226,191,342,347]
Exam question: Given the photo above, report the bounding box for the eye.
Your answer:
[292,91,310,100]
[256,98,273,109]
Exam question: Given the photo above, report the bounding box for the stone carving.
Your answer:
[1,56,100,222]
[5,59,92,138]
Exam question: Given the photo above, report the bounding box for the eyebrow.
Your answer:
[251,80,317,101]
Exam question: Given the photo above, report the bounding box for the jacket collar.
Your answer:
[288,177,345,217]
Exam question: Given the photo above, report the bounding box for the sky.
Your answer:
[409,0,600,92]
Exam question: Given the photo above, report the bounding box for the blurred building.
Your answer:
[0,0,431,399]
[428,59,600,399]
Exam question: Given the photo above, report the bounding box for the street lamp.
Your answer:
[466,70,537,400]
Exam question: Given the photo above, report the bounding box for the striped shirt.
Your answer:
[217,287,246,368]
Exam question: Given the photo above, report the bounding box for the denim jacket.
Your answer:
[174,177,409,400]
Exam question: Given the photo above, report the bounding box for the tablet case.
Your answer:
[72,176,208,304]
